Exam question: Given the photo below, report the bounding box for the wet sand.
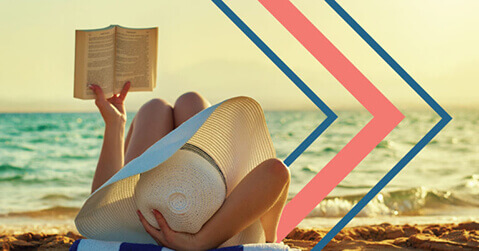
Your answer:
[1,222,478,250]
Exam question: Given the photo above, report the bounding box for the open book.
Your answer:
[74,25,158,99]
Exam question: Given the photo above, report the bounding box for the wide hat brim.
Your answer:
[75,96,276,244]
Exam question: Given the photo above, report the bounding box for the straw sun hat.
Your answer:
[75,96,276,247]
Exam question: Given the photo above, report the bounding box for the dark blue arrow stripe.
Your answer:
[314,1,452,249]
[212,0,337,167]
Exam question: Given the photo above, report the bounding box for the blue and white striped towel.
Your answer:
[70,239,295,251]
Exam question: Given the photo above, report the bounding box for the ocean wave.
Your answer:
[0,175,84,185]
[1,143,35,151]
[0,138,11,143]
[80,133,103,139]
[27,137,62,144]
[18,124,60,132]
[40,194,76,201]
[0,175,24,182]
[0,164,30,181]
[0,206,80,218]
[304,187,479,218]
[0,165,86,185]
[0,163,26,172]
[375,140,395,149]
[321,147,338,153]
[455,174,479,190]
[301,166,317,173]
[54,153,93,160]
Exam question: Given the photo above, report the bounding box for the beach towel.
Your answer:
[70,239,295,251]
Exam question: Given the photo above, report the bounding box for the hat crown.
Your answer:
[168,192,188,214]
[134,148,226,233]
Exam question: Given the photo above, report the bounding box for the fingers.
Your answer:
[153,209,173,234]
[88,84,105,99]
[137,210,167,246]
[89,81,129,103]
[89,84,107,108]
[137,210,160,235]
[153,209,175,245]
[119,81,131,100]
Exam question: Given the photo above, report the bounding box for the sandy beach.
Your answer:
[1,221,478,250]
[285,221,479,250]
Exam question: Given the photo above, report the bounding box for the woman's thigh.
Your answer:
[124,98,175,164]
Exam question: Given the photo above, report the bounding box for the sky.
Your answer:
[0,0,477,112]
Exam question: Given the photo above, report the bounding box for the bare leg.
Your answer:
[260,176,290,242]
[194,158,291,248]
[173,92,211,127]
[125,92,210,164]
[124,98,175,165]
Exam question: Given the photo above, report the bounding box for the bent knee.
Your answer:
[174,92,208,108]
[264,158,290,184]
[137,98,173,117]
[140,98,172,112]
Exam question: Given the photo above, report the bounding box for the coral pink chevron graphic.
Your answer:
[256,0,406,241]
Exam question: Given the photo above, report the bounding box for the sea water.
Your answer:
[0,109,478,227]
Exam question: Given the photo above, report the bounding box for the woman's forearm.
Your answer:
[91,121,126,193]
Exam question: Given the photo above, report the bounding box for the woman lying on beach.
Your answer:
[87,81,291,250]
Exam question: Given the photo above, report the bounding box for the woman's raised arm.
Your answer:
[89,82,130,193]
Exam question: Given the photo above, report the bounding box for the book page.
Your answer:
[74,26,115,99]
[115,26,158,93]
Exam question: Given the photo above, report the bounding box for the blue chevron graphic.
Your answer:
[313,1,453,250]
[212,0,338,167]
